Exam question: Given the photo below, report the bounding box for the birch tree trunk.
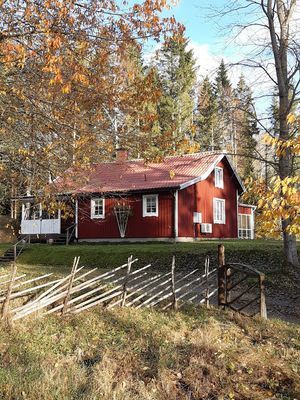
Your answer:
[265,0,299,267]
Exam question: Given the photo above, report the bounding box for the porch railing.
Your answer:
[66,223,77,245]
[13,235,30,262]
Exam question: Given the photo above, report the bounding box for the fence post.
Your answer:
[62,256,80,315]
[225,266,232,306]
[204,256,210,308]
[121,255,132,307]
[259,274,267,319]
[171,255,177,310]
[1,262,17,326]
[217,244,226,308]
[13,244,17,263]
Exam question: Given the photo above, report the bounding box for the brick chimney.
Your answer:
[116,148,128,162]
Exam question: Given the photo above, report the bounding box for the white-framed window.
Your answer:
[213,198,226,224]
[91,198,105,219]
[238,214,253,239]
[215,167,224,189]
[143,194,158,217]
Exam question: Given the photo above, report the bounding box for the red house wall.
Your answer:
[77,192,174,239]
[178,159,239,238]
[238,205,252,215]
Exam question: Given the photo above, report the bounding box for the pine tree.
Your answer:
[156,36,197,152]
[195,76,217,150]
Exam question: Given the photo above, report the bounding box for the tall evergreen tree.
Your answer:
[156,36,197,152]
[234,74,259,177]
[195,76,217,150]
[214,59,231,92]
[213,59,233,150]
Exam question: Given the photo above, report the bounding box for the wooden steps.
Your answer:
[0,247,25,265]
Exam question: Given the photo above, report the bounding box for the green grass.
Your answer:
[1,241,299,399]
[0,307,299,400]
[16,240,299,289]
[18,239,291,269]
[0,243,11,256]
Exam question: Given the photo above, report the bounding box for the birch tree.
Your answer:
[209,0,299,267]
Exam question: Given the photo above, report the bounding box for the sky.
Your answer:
[160,0,246,79]
[144,0,275,116]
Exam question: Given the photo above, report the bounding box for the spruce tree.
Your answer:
[156,36,197,152]
[214,59,231,92]
[195,76,217,150]
[234,74,259,177]
[213,59,233,150]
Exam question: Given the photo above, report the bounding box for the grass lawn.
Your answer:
[15,240,299,290]
[17,239,293,270]
[0,306,299,400]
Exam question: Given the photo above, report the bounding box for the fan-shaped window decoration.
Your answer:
[114,202,132,238]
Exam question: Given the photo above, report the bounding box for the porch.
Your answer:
[20,203,76,244]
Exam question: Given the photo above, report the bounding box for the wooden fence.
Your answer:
[0,245,267,325]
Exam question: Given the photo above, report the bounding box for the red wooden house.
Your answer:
[20,151,255,241]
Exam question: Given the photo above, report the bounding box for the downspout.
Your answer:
[236,190,239,239]
[251,207,256,240]
[174,190,178,240]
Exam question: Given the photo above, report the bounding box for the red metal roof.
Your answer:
[55,152,238,194]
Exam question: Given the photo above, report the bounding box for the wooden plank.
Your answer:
[62,256,80,315]
[63,257,79,314]
[204,256,209,308]
[259,274,267,319]
[136,280,172,309]
[226,263,265,277]
[47,269,148,315]
[127,272,171,307]
[162,269,217,310]
[218,244,226,307]
[229,296,259,313]
[0,278,62,303]
[227,283,258,305]
[226,273,249,292]
[171,256,177,310]
[108,273,162,309]
[71,290,124,314]
[1,263,17,324]
[12,291,70,320]
[121,255,132,307]
[0,274,26,288]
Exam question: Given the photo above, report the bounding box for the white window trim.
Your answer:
[143,194,159,217]
[215,167,224,189]
[238,213,254,239]
[91,198,105,219]
[213,198,226,224]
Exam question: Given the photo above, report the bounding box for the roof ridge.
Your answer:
[89,151,222,167]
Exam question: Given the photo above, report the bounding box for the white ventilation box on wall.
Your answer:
[193,212,202,224]
[201,223,212,233]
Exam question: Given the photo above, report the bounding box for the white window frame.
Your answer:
[215,167,224,189]
[213,198,226,224]
[91,198,105,219]
[143,194,158,217]
[238,213,253,239]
